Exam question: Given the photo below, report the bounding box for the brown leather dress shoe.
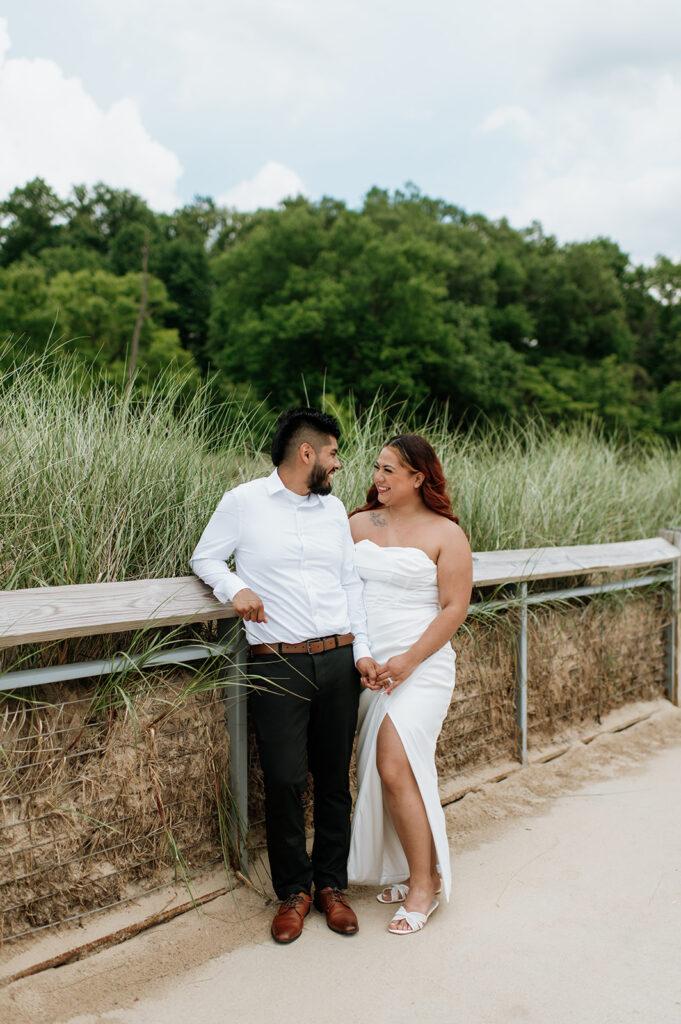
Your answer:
[271,892,312,944]
[314,887,359,934]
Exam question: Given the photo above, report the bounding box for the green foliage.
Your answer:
[0,262,200,388]
[154,235,211,363]
[526,240,637,360]
[207,194,522,414]
[0,263,55,348]
[1,177,681,437]
[0,179,67,265]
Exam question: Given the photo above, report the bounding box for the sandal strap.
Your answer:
[389,906,426,931]
[388,898,439,934]
[387,883,409,900]
[377,881,410,903]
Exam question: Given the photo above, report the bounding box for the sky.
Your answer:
[1,1,681,264]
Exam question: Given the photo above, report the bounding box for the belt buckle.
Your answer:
[306,636,333,654]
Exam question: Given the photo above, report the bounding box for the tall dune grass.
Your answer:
[0,355,270,590]
[439,420,681,550]
[2,357,680,591]
[332,404,681,549]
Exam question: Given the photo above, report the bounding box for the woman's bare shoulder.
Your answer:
[349,510,374,541]
[434,517,472,556]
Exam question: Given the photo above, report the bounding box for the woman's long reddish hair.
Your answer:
[350,434,458,523]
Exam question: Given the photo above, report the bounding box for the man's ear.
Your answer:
[299,442,315,465]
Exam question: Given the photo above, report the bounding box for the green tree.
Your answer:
[0,179,67,266]
[0,262,199,388]
[527,240,636,361]
[208,194,530,419]
[65,183,156,257]
[642,257,681,392]
[0,263,56,355]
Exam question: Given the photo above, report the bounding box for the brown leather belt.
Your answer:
[248,632,354,657]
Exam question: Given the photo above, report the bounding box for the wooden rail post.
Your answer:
[659,529,681,705]
[218,618,249,870]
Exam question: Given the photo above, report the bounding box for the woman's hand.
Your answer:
[376,653,418,694]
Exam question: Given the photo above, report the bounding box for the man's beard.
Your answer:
[307,460,333,495]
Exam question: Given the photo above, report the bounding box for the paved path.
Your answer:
[3,708,680,1024]
[65,737,681,1024]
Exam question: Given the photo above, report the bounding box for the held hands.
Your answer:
[356,653,417,693]
[375,653,417,694]
[231,588,268,623]
[356,657,381,690]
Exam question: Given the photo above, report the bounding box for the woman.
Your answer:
[347,434,472,934]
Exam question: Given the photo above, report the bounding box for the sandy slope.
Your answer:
[2,702,680,1024]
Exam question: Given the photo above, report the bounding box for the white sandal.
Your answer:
[388,898,439,935]
[376,877,442,904]
[376,882,410,904]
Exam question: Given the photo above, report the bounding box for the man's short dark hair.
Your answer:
[270,407,340,466]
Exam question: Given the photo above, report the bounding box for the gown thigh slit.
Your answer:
[348,540,455,902]
[375,711,438,862]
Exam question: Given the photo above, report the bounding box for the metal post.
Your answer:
[659,530,681,706]
[514,581,528,766]
[666,559,679,705]
[217,618,249,870]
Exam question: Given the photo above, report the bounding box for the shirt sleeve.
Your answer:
[338,513,372,663]
[189,489,249,604]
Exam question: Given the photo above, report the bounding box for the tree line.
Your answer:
[1,177,680,435]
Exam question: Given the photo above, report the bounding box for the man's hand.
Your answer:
[356,657,381,690]
[231,588,268,623]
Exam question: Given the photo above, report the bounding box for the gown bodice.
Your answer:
[354,538,443,661]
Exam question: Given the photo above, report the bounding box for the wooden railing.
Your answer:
[0,575,232,649]
[2,535,678,649]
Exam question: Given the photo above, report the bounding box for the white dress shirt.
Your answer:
[190,469,372,662]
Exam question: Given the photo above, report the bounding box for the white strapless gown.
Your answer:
[348,539,455,901]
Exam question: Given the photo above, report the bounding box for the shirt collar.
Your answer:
[265,468,323,506]
[265,469,285,495]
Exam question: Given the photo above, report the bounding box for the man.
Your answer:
[191,407,378,943]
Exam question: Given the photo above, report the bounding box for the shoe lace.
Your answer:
[323,888,348,906]
[281,893,309,911]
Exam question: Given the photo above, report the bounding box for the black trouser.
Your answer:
[249,645,360,900]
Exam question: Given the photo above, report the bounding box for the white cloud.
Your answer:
[0,18,183,210]
[479,106,538,143]
[5,1,681,263]
[481,68,681,264]
[218,161,307,211]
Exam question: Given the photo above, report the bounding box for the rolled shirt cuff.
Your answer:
[352,639,373,663]
[213,574,249,604]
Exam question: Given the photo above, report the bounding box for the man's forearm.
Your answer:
[190,553,248,605]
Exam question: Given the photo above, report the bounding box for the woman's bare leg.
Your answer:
[376,715,439,929]
[377,835,440,899]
